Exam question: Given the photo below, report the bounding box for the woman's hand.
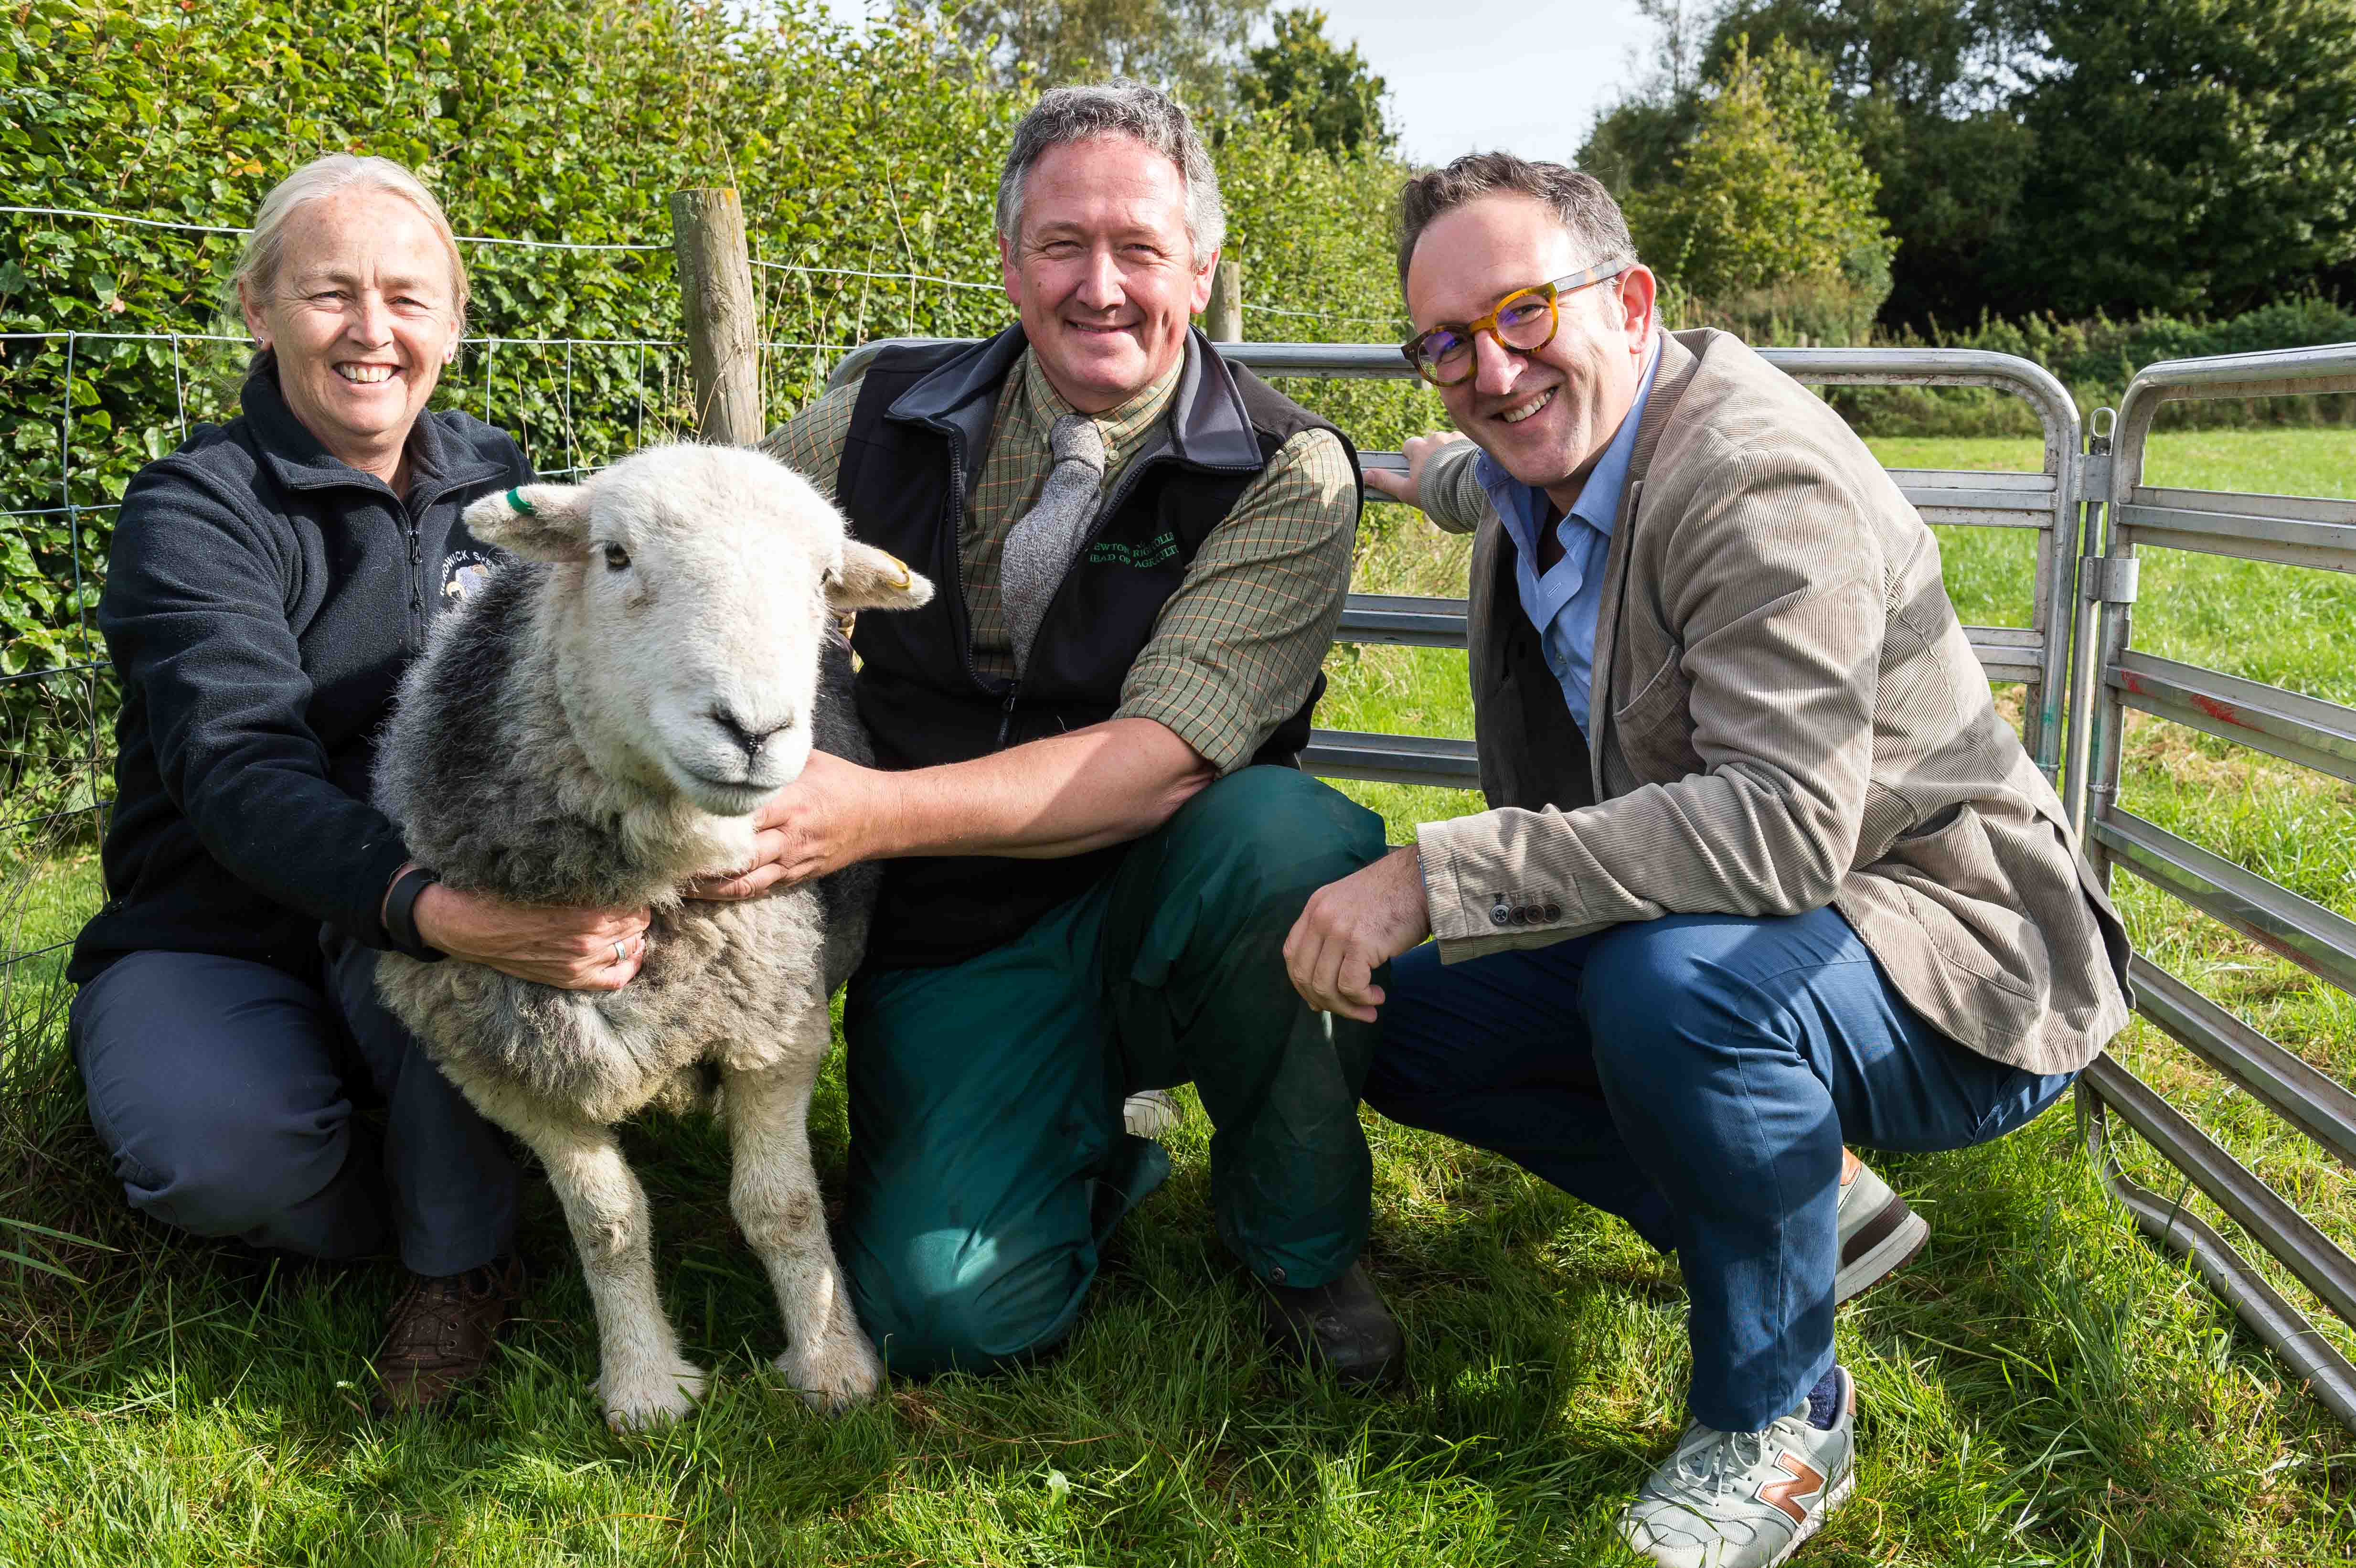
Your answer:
[411,883,651,991]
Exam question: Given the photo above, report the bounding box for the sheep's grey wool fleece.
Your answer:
[1000,411,1106,674]
[371,563,877,1125]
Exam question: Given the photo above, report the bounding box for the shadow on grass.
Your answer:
[4,1016,2354,1563]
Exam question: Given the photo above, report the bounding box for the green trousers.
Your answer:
[839,765,1389,1376]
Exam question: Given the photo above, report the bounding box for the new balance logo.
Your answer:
[1757,1451,1826,1525]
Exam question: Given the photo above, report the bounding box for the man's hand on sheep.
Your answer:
[688,718,1218,900]
[1282,844,1432,1022]
[688,751,895,898]
[413,885,653,991]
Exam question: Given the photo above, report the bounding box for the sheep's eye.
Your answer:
[602,543,630,572]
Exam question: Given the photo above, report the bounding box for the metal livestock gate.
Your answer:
[827,341,2089,790]
[831,337,2356,1429]
[2067,345,2356,1430]
[1226,342,2088,792]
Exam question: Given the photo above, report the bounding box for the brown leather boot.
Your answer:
[371,1255,528,1416]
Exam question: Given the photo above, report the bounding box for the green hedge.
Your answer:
[0,0,1425,820]
[19,0,2335,825]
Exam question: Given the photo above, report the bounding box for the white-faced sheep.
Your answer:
[373,443,931,1431]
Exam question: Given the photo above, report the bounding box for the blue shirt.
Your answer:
[1475,344,1660,737]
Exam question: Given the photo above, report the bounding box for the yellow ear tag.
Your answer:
[881,552,910,589]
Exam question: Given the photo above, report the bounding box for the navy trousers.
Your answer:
[70,938,519,1276]
[1367,906,2074,1431]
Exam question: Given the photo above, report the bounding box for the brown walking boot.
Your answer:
[371,1254,528,1416]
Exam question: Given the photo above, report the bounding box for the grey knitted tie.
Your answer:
[999,412,1107,674]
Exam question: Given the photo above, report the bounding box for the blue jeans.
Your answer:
[1367,906,2074,1431]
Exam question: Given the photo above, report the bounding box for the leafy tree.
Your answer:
[1698,0,2034,328]
[1238,8,1394,156]
[1624,36,1896,325]
[1578,97,1692,201]
[0,0,1424,795]
[1701,0,2026,114]
[1998,0,2356,318]
[944,0,1268,113]
[1588,0,2037,327]
[1661,0,2356,324]
[1578,0,1713,197]
[1835,92,2031,329]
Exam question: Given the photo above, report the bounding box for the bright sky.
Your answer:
[1310,0,1653,165]
[818,1,1656,167]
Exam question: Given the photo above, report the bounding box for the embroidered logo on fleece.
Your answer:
[1086,530,1180,570]
[440,548,500,607]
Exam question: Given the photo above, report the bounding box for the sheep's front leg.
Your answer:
[513,1111,706,1430]
[721,1023,881,1414]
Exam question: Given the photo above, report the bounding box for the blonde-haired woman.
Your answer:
[69,156,645,1415]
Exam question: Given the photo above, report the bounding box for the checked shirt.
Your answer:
[761,344,1358,775]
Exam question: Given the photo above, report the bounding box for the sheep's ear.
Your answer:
[462,484,592,562]
[829,540,935,612]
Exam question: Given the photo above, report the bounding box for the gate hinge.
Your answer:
[2082,555,2140,604]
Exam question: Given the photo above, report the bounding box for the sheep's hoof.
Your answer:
[600,1357,708,1432]
[774,1334,882,1414]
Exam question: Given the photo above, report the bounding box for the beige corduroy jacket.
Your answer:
[1414,329,2131,1077]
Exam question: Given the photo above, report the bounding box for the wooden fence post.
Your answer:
[668,188,763,446]
[1205,257,1244,342]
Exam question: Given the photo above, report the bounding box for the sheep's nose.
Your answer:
[710,705,791,758]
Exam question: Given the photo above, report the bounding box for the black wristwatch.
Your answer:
[382,863,448,963]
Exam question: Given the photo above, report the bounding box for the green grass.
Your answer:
[1869,430,2356,698]
[1,430,2352,1564]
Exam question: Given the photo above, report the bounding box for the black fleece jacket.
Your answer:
[68,361,530,984]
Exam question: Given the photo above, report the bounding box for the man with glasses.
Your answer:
[1283,153,2130,1565]
[702,81,1406,1387]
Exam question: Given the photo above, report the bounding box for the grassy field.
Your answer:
[0,428,2350,1564]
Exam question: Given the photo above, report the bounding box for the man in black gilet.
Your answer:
[703,82,1402,1383]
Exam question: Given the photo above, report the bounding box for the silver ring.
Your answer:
[612,939,629,966]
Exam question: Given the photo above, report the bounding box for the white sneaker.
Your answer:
[1619,1366,1856,1568]
[1834,1150,1929,1304]
[1123,1089,1180,1138]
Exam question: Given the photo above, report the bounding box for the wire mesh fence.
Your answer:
[0,203,1410,1055]
[0,213,907,1052]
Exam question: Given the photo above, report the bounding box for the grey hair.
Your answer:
[232,154,469,333]
[996,80,1226,264]
[1396,152,1635,288]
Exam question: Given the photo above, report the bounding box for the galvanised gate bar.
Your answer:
[1235,342,2089,792]
[829,340,2089,791]
[2069,344,2356,1431]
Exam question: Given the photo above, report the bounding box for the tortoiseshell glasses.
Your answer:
[1399,260,1633,387]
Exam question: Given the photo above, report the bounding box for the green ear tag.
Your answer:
[506,487,536,515]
